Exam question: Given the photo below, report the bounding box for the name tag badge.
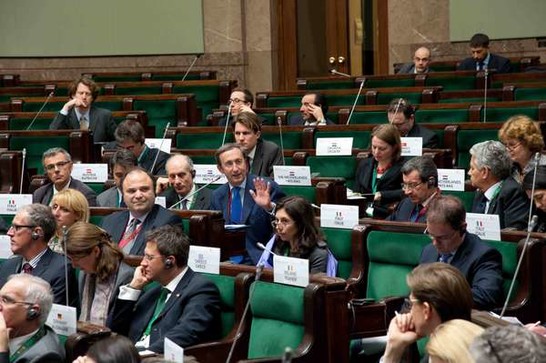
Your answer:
[273,255,309,287]
[316,137,353,156]
[466,213,501,241]
[71,163,108,183]
[273,166,311,186]
[400,137,422,156]
[0,194,33,214]
[438,169,466,191]
[188,246,221,274]
[320,204,359,229]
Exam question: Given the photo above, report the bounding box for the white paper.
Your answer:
[273,255,309,287]
[320,204,359,229]
[273,166,312,186]
[0,236,12,259]
[0,194,33,215]
[188,246,221,274]
[316,137,353,156]
[155,196,166,208]
[193,164,227,184]
[437,169,466,191]
[164,337,184,362]
[145,138,172,154]
[400,137,423,156]
[71,163,108,183]
[466,213,501,241]
[46,304,77,336]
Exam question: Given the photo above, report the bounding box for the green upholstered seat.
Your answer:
[247,281,305,359]
[425,76,475,91]
[438,97,501,104]
[302,79,356,90]
[514,87,546,101]
[108,85,163,96]
[133,99,179,138]
[376,92,421,105]
[21,100,65,113]
[346,111,386,125]
[484,239,518,302]
[172,84,220,122]
[85,183,105,195]
[93,75,142,82]
[480,106,538,122]
[322,227,352,279]
[281,185,316,204]
[365,230,430,300]
[261,130,303,150]
[456,129,498,168]
[365,79,414,88]
[415,109,468,123]
[202,273,236,338]
[10,135,71,173]
[314,130,371,149]
[306,156,357,188]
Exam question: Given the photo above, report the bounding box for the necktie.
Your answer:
[80,115,89,130]
[142,287,169,339]
[410,205,425,222]
[119,218,141,249]
[231,187,242,223]
[22,263,33,274]
[475,194,488,214]
[439,253,453,263]
[477,61,485,71]
[181,199,188,210]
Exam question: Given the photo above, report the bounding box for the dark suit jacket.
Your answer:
[161,186,213,210]
[288,114,335,126]
[471,177,530,230]
[109,268,221,353]
[397,63,431,74]
[210,175,286,264]
[139,146,170,176]
[353,157,404,219]
[32,178,97,207]
[97,186,125,208]
[0,248,79,307]
[457,53,512,73]
[0,326,65,363]
[420,232,504,310]
[386,197,427,223]
[251,139,283,177]
[100,204,184,255]
[50,105,117,143]
[407,123,438,149]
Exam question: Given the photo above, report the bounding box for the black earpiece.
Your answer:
[191,170,196,178]
[26,307,40,320]
[164,258,174,269]
[427,177,436,188]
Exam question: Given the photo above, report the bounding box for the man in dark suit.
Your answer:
[97,149,138,208]
[109,225,221,353]
[387,98,438,148]
[398,47,432,74]
[101,168,183,256]
[0,204,79,307]
[232,112,283,178]
[156,154,212,209]
[468,140,530,230]
[420,195,503,310]
[114,120,169,176]
[32,147,97,206]
[210,143,285,264]
[218,88,261,126]
[50,76,117,144]
[0,274,65,362]
[387,156,440,222]
[457,33,511,73]
[288,92,335,126]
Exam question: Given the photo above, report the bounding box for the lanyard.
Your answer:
[371,167,378,194]
[10,326,46,362]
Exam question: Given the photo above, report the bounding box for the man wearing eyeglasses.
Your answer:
[0,204,79,307]
[218,88,264,126]
[387,98,438,149]
[387,156,440,222]
[32,147,97,207]
[0,274,65,362]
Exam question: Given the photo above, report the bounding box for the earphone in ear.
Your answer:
[26,307,40,321]
[191,170,196,178]
[31,231,40,240]
[427,176,436,188]
[164,258,174,269]
[402,104,415,118]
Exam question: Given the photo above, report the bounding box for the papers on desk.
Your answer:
[224,224,249,230]
[346,189,373,200]
[489,311,523,326]
[138,350,156,358]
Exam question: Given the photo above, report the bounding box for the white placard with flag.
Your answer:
[466,213,501,241]
[316,137,353,156]
[155,196,166,208]
[0,194,33,214]
[188,246,221,274]
[0,236,12,259]
[273,255,309,287]
[320,204,359,229]
[71,163,108,183]
[47,304,77,337]
[438,169,466,191]
[145,138,172,154]
[194,164,227,184]
[273,166,311,186]
[400,137,423,156]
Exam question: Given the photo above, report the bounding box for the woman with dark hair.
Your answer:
[523,165,546,232]
[257,196,336,275]
[72,335,140,363]
[65,222,134,325]
[353,124,405,218]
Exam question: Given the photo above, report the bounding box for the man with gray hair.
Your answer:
[468,140,530,230]
[0,274,65,362]
[32,147,97,206]
[387,156,440,222]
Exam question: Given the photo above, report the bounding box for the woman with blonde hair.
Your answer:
[427,319,484,363]
[65,222,134,326]
[50,189,90,253]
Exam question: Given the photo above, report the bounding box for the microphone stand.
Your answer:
[482,69,488,123]
[149,122,170,174]
[181,54,202,82]
[221,102,233,146]
[277,117,286,165]
[346,79,365,125]
[26,92,54,130]
[169,175,222,210]
[19,148,26,194]
[330,69,352,78]
[62,225,69,306]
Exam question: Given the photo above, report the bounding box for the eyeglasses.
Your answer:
[44,160,71,171]
[229,98,246,104]
[401,182,424,190]
[0,294,33,306]
[271,219,294,229]
[143,254,162,261]
[503,141,522,151]
[401,297,421,312]
[8,224,36,232]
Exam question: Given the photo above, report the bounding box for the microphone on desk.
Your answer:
[330,69,352,78]
[282,347,293,363]
[19,148,27,194]
[482,68,489,123]
[149,122,171,174]
[346,79,365,125]
[62,225,70,307]
[180,54,202,82]
[277,116,286,165]
[26,92,54,130]
[499,152,540,318]
[257,242,278,256]
[225,264,265,363]
[221,101,234,146]
[169,175,222,210]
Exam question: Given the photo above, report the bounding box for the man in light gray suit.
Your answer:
[97,149,138,208]
[0,274,65,362]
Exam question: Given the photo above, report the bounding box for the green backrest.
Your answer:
[425,76,475,91]
[415,109,469,123]
[107,85,163,96]
[21,100,65,113]
[303,79,355,90]
[376,92,421,105]
[8,112,133,131]
[365,79,414,88]
[514,87,546,101]
[456,129,499,168]
[202,273,236,338]
[261,131,303,150]
[281,185,316,204]
[481,107,538,122]
[267,95,365,108]
[347,111,387,125]
[322,227,353,279]
[10,136,70,173]
[172,84,220,122]
[483,239,518,302]
[248,281,304,359]
[92,75,142,82]
[438,96,502,104]
[365,231,430,300]
[314,131,371,149]
[85,183,105,195]
[176,132,232,149]
[442,190,475,212]
[133,99,179,138]
[306,156,357,188]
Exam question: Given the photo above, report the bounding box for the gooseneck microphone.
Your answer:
[19,148,27,194]
[277,116,286,165]
[181,54,202,82]
[225,264,265,363]
[482,68,489,123]
[330,69,352,78]
[27,92,54,130]
[500,152,540,318]
[221,101,234,146]
[149,122,171,174]
[282,347,294,363]
[346,79,365,125]
[62,225,70,306]
[169,175,222,210]
[257,242,278,256]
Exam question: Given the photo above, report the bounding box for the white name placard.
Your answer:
[71,163,108,183]
[47,304,77,337]
[145,138,172,154]
[164,337,184,362]
[466,213,501,241]
[273,166,311,186]
[400,137,423,156]
[273,255,309,287]
[316,137,353,156]
[188,246,221,274]
[438,169,466,191]
[0,236,12,259]
[0,194,33,215]
[155,196,166,208]
[320,204,359,229]
[194,164,227,185]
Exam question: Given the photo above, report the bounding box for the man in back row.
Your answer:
[398,47,432,74]
[457,33,511,73]
[289,92,334,126]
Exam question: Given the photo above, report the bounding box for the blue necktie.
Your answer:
[439,253,453,263]
[231,187,242,223]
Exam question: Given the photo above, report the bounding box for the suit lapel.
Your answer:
[242,179,256,223]
[32,249,52,277]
